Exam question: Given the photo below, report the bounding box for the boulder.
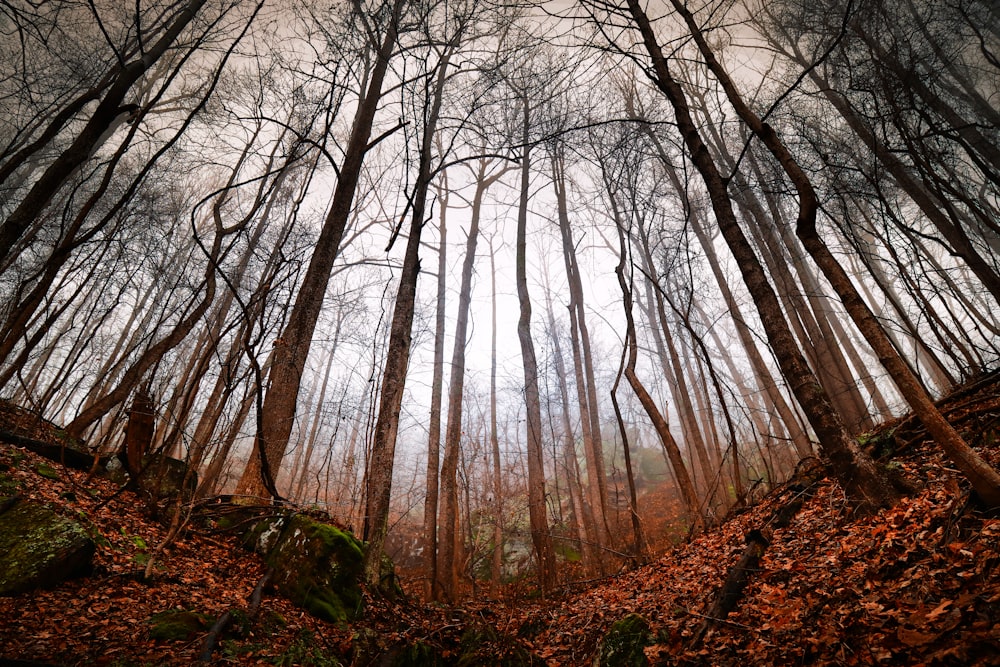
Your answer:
[261,514,367,623]
[138,454,197,502]
[147,609,213,641]
[106,453,198,504]
[0,498,95,596]
[457,624,541,666]
[238,511,403,623]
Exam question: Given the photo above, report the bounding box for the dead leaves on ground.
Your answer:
[521,435,1000,665]
[0,443,346,665]
[2,378,1000,665]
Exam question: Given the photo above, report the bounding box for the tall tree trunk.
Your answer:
[423,177,448,601]
[610,194,705,532]
[624,0,897,513]
[667,0,1000,506]
[235,0,405,499]
[627,112,814,460]
[438,158,503,601]
[512,94,557,595]
[542,271,598,573]
[634,222,716,493]
[550,149,611,559]
[488,237,505,589]
[362,46,454,587]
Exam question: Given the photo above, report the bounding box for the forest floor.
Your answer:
[1,373,999,666]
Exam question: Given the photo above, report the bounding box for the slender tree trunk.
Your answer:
[550,150,611,559]
[423,178,448,601]
[235,0,405,499]
[542,272,598,572]
[512,95,557,595]
[362,46,454,587]
[438,158,501,601]
[667,0,1000,506]
[635,224,717,492]
[488,237,505,589]
[291,319,342,500]
[625,0,897,513]
[629,113,815,460]
[611,202,705,532]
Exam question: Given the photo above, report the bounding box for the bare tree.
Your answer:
[235,0,407,499]
[362,16,464,585]
[665,0,1000,506]
[601,0,898,512]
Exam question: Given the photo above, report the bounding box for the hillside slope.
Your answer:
[518,373,1000,665]
[1,374,999,666]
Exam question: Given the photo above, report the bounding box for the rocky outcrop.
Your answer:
[0,497,95,596]
[241,512,393,624]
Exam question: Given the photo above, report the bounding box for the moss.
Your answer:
[0,471,20,499]
[555,540,582,563]
[858,427,897,459]
[107,659,158,667]
[147,609,212,641]
[266,515,366,623]
[0,500,94,595]
[34,463,60,480]
[137,454,197,501]
[260,609,287,635]
[389,640,447,666]
[273,628,342,667]
[53,428,79,448]
[597,613,653,667]
[379,552,404,600]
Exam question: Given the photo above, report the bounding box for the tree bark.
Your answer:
[234,0,405,499]
[625,0,897,513]
[667,0,1000,506]
[438,159,503,600]
[422,177,448,601]
[362,44,454,587]
[550,149,612,560]
[606,170,705,532]
[512,94,558,595]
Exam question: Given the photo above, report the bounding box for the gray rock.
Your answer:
[0,498,95,596]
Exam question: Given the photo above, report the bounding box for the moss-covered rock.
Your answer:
[33,462,60,480]
[385,640,449,666]
[148,609,212,641]
[378,551,404,601]
[242,514,288,556]
[273,628,342,667]
[0,499,95,595]
[137,454,197,502]
[595,613,653,667]
[351,627,451,667]
[265,514,366,623]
